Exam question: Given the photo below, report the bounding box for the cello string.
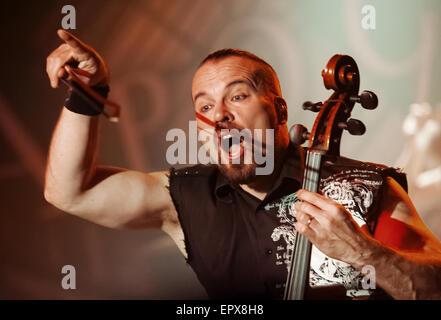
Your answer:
[312,152,318,192]
[287,149,323,298]
[288,149,311,294]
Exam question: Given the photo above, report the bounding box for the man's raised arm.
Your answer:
[44,30,178,234]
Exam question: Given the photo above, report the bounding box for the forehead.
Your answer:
[192,56,261,96]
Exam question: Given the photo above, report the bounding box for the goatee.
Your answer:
[218,163,257,185]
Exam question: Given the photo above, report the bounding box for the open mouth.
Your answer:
[219,131,245,161]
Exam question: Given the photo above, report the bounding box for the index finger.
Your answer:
[296,189,333,210]
[57,29,88,53]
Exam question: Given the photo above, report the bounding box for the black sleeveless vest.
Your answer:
[168,145,407,299]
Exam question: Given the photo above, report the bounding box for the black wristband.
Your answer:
[64,81,110,116]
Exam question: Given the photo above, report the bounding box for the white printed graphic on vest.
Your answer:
[265,169,381,297]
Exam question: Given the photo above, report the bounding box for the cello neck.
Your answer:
[283,149,323,300]
[302,150,323,192]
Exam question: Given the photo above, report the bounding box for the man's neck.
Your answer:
[239,145,289,201]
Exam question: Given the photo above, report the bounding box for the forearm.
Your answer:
[42,30,176,230]
[44,107,99,209]
[352,238,441,300]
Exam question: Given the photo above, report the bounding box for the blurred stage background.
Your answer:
[1,0,441,299]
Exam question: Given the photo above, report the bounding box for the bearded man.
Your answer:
[45,30,441,300]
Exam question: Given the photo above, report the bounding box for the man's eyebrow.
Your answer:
[193,79,257,102]
[226,79,257,91]
[193,91,206,103]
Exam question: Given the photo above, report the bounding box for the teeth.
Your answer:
[222,134,232,140]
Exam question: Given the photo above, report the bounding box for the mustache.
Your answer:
[213,123,273,153]
[215,122,245,132]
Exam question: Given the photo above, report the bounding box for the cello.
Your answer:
[284,54,378,300]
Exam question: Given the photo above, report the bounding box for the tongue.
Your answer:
[229,143,241,157]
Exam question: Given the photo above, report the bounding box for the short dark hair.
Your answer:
[199,48,282,97]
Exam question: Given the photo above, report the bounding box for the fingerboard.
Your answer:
[283,149,323,300]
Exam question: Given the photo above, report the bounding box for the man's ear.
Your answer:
[274,97,288,124]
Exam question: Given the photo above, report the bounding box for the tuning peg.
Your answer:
[349,90,378,110]
[302,101,323,112]
[338,118,366,135]
[289,124,310,145]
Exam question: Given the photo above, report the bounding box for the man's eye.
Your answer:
[232,94,247,101]
[201,105,212,112]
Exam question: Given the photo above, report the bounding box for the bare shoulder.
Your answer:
[383,177,431,231]
[383,177,419,225]
[377,177,441,253]
[132,170,179,228]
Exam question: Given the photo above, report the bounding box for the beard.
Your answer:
[218,162,257,185]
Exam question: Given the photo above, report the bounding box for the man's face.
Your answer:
[191,56,281,184]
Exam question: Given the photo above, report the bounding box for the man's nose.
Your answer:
[213,102,234,123]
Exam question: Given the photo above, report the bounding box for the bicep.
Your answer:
[374,177,441,254]
[69,167,176,229]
